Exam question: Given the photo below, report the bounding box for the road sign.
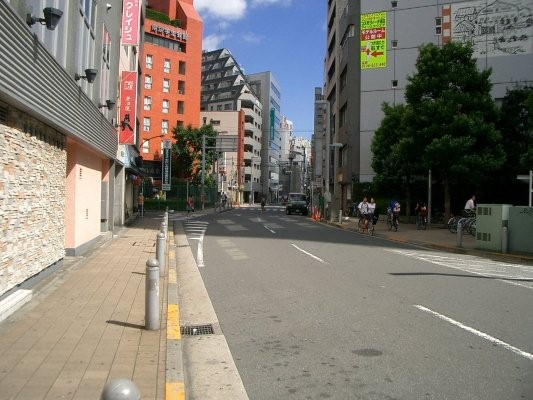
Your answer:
[162,140,171,191]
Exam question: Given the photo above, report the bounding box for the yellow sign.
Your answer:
[361,12,387,69]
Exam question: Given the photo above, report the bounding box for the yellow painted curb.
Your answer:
[166,381,185,400]
[167,304,181,340]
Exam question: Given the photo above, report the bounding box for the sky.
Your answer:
[195,0,326,141]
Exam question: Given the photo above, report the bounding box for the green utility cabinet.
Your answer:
[508,206,533,254]
[475,204,512,252]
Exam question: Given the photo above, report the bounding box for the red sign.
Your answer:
[361,27,386,41]
[119,71,138,145]
[121,0,140,46]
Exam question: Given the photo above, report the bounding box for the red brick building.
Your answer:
[139,0,202,162]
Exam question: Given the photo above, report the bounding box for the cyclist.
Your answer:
[415,202,428,230]
[358,197,373,231]
[388,199,400,230]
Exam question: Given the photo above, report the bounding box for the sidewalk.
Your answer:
[325,215,533,264]
[0,213,172,400]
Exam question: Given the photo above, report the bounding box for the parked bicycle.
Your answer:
[447,209,476,235]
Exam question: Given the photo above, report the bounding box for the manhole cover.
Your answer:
[181,324,214,336]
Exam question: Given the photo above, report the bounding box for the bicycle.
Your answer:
[386,208,399,231]
[358,213,374,234]
[416,213,428,230]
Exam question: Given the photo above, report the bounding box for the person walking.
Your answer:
[187,195,194,215]
[465,195,476,211]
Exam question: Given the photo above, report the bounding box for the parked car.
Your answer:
[285,193,309,215]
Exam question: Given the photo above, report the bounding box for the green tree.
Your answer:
[404,42,505,221]
[172,124,217,184]
[371,103,424,219]
[497,86,533,173]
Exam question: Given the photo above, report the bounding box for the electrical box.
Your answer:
[475,204,512,252]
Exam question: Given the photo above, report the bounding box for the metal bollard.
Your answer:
[100,378,141,400]
[156,232,166,277]
[456,220,463,247]
[145,259,160,330]
[161,220,167,237]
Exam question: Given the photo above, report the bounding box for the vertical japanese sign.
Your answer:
[361,12,387,69]
[162,140,172,191]
[119,71,137,145]
[121,0,141,46]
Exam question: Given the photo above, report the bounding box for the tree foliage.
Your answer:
[372,42,505,220]
[171,124,217,184]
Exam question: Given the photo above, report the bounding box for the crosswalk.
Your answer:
[388,249,533,290]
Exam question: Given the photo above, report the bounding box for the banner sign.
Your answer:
[361,12,387,69]
[162,140,172,191]
[121,0,141,46]
[119,71,138,145]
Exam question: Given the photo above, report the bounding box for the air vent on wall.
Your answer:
[0,104,7,124]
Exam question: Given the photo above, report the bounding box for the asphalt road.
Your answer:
[182,206,533,400]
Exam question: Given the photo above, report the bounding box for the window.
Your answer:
[144,96,152,110]
[162,120,169,134]
[176,120,184,129]
[142,140,150,154]
[178,101,184,114]
[392,80,398,88]
[340,67,347,92]
[145,75,152,89]
[163,79,170,93]
[435,17,442,35]
[391,39,398,48]
[178,80,185,94]
[146,54,153,69]
[164,59,171,73]
[179,61,186,75]
[143,117,151,132]
[77,0,97,93]
[162,100,170,114]
[339,104,347,127]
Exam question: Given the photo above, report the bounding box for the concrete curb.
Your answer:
[166,225,186,400]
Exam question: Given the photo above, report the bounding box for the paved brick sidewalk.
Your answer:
[0,213,168,400]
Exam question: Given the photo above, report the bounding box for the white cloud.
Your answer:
[203,33,228,51]
[242,32,264,44]
[195,0,247,21]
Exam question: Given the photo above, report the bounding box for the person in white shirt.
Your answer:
[464,195,476,210]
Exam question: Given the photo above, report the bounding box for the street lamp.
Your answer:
[329,143,343,221]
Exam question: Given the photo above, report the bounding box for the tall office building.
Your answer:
[201,48,263,204]
[323,0,533,213]
[246,71,283,203]
[139,0,202,165]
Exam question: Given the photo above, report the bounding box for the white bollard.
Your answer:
[156,232,166,277]
[145,259,160,330]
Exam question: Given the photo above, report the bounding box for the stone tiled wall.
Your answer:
[0,105,66,297]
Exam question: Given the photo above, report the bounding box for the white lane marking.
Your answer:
[415,305,533,361]
[264,225,276,234]
[197,236,205,268]
[291,244,328,264]
[388,249,533,290]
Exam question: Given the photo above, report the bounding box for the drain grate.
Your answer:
[181,324,214,336]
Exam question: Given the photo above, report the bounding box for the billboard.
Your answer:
[119,71,138,145]
[445,0,533,58]
[361,12,387,69]
[121,0,141,46]
[162,140,172,191]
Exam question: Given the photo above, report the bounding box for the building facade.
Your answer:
[139,0,202,166]
[201,48,263,204]
[246,71,283,203]
[321,0,533,214]
[0,0,128,298]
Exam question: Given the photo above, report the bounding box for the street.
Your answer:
[179,206,533,400]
